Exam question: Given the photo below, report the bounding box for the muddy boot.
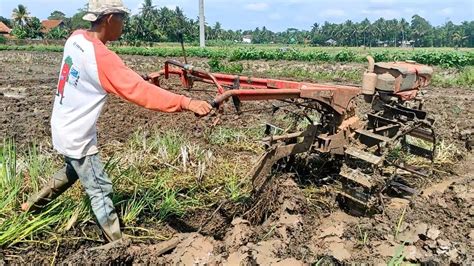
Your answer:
[89,235,131,252]
[24,162,79,213]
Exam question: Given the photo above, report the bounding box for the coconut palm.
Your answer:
[11,4,30,27]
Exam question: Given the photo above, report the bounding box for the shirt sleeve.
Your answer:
[94,44,191,112]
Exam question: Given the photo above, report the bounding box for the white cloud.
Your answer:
[319,9,345,17]
[244,3,269,11]
[361,8,401,19]
[439,7,453,16]
[268,13,282,20]
[369,0,395,3]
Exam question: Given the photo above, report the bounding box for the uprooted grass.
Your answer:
[388,138,463,170]
[0,127,259,248]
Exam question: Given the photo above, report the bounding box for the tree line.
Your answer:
[1,1,473,47]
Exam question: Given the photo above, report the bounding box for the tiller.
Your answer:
[151,57,435,214]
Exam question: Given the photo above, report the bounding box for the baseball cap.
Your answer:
[82,0,130,22]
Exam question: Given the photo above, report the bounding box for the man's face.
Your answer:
[106,13,125,41]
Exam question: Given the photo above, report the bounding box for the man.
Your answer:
[21,0,212,242]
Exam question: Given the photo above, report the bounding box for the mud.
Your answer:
[1,51,473,264]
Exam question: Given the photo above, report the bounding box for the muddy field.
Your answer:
[0,51,473,264]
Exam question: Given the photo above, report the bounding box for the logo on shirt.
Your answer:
[68,66,80,88]
[56,56,81,104]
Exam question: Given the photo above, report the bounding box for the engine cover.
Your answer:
[374,61,433,93]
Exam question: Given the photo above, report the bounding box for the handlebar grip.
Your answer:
[210,100,220,109]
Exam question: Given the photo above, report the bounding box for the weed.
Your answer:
[357,224,369,246]
[260,224,278,241]
[431,66,474,88]
[224,167,250,203]
[388,243,406,266]
[207,126,264,153]
[0,127,253,247]
[395,207,407,239]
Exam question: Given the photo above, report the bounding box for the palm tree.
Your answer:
[398,18,409,46]
[12,4,30,27]
[140,0,156,20]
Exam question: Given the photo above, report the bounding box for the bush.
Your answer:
[0,44,472,68]
[335,49,356,62]
[208,58,243,74]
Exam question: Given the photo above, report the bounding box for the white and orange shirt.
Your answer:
[51,30,191,159]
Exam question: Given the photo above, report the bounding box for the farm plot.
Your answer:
[0,50,473,264]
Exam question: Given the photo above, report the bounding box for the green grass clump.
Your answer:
[0,127,260,247]
[431,67,474,89]
[207,126,264,153]
[0,140,85,247]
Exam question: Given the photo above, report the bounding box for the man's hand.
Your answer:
[186,99,212,117]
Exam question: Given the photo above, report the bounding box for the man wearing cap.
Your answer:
[21,0,212,243]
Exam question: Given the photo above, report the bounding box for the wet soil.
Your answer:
[0,51,473,264]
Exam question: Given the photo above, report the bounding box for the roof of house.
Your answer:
[0,21,12,34]
[41,19,64,33]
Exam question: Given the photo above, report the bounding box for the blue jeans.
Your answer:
[27,154,122,242]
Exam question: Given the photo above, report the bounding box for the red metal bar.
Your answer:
[156,61,361,114]
[214,89,302,103]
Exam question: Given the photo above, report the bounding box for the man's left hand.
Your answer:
[187,99,212,117]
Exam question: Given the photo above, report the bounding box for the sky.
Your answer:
[0,0,473,31]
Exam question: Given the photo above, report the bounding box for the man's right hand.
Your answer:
[186,99,212,117]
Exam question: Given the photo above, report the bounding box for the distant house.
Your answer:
[40,19,65,34]
[0,21,12,37]
[399,40,415,48]
[242,35,252,44]
[325,39,337,46]
[376,40,388,47]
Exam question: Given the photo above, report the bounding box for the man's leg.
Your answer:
[68,154,122,242]
[24,160,79,212]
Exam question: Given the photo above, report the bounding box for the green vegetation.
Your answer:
[206,126,264,153]
[261,66,362,84]
[388,244,407,266]
[0,44,472,68]
[432,67,474,89]
[208,58,244,74]
[0,127,259,247]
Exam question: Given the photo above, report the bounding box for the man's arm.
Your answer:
[95,48,211,115]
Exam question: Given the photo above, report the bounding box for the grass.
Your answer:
[261,66,362,84]
[394,207,407,240]
[431,66,474,89]
[206,126,265,153]
[0,127,260,248]
[400,138,461,168]
[388,243,406,266]
[0,140,80,247]
[357,224,369,246]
